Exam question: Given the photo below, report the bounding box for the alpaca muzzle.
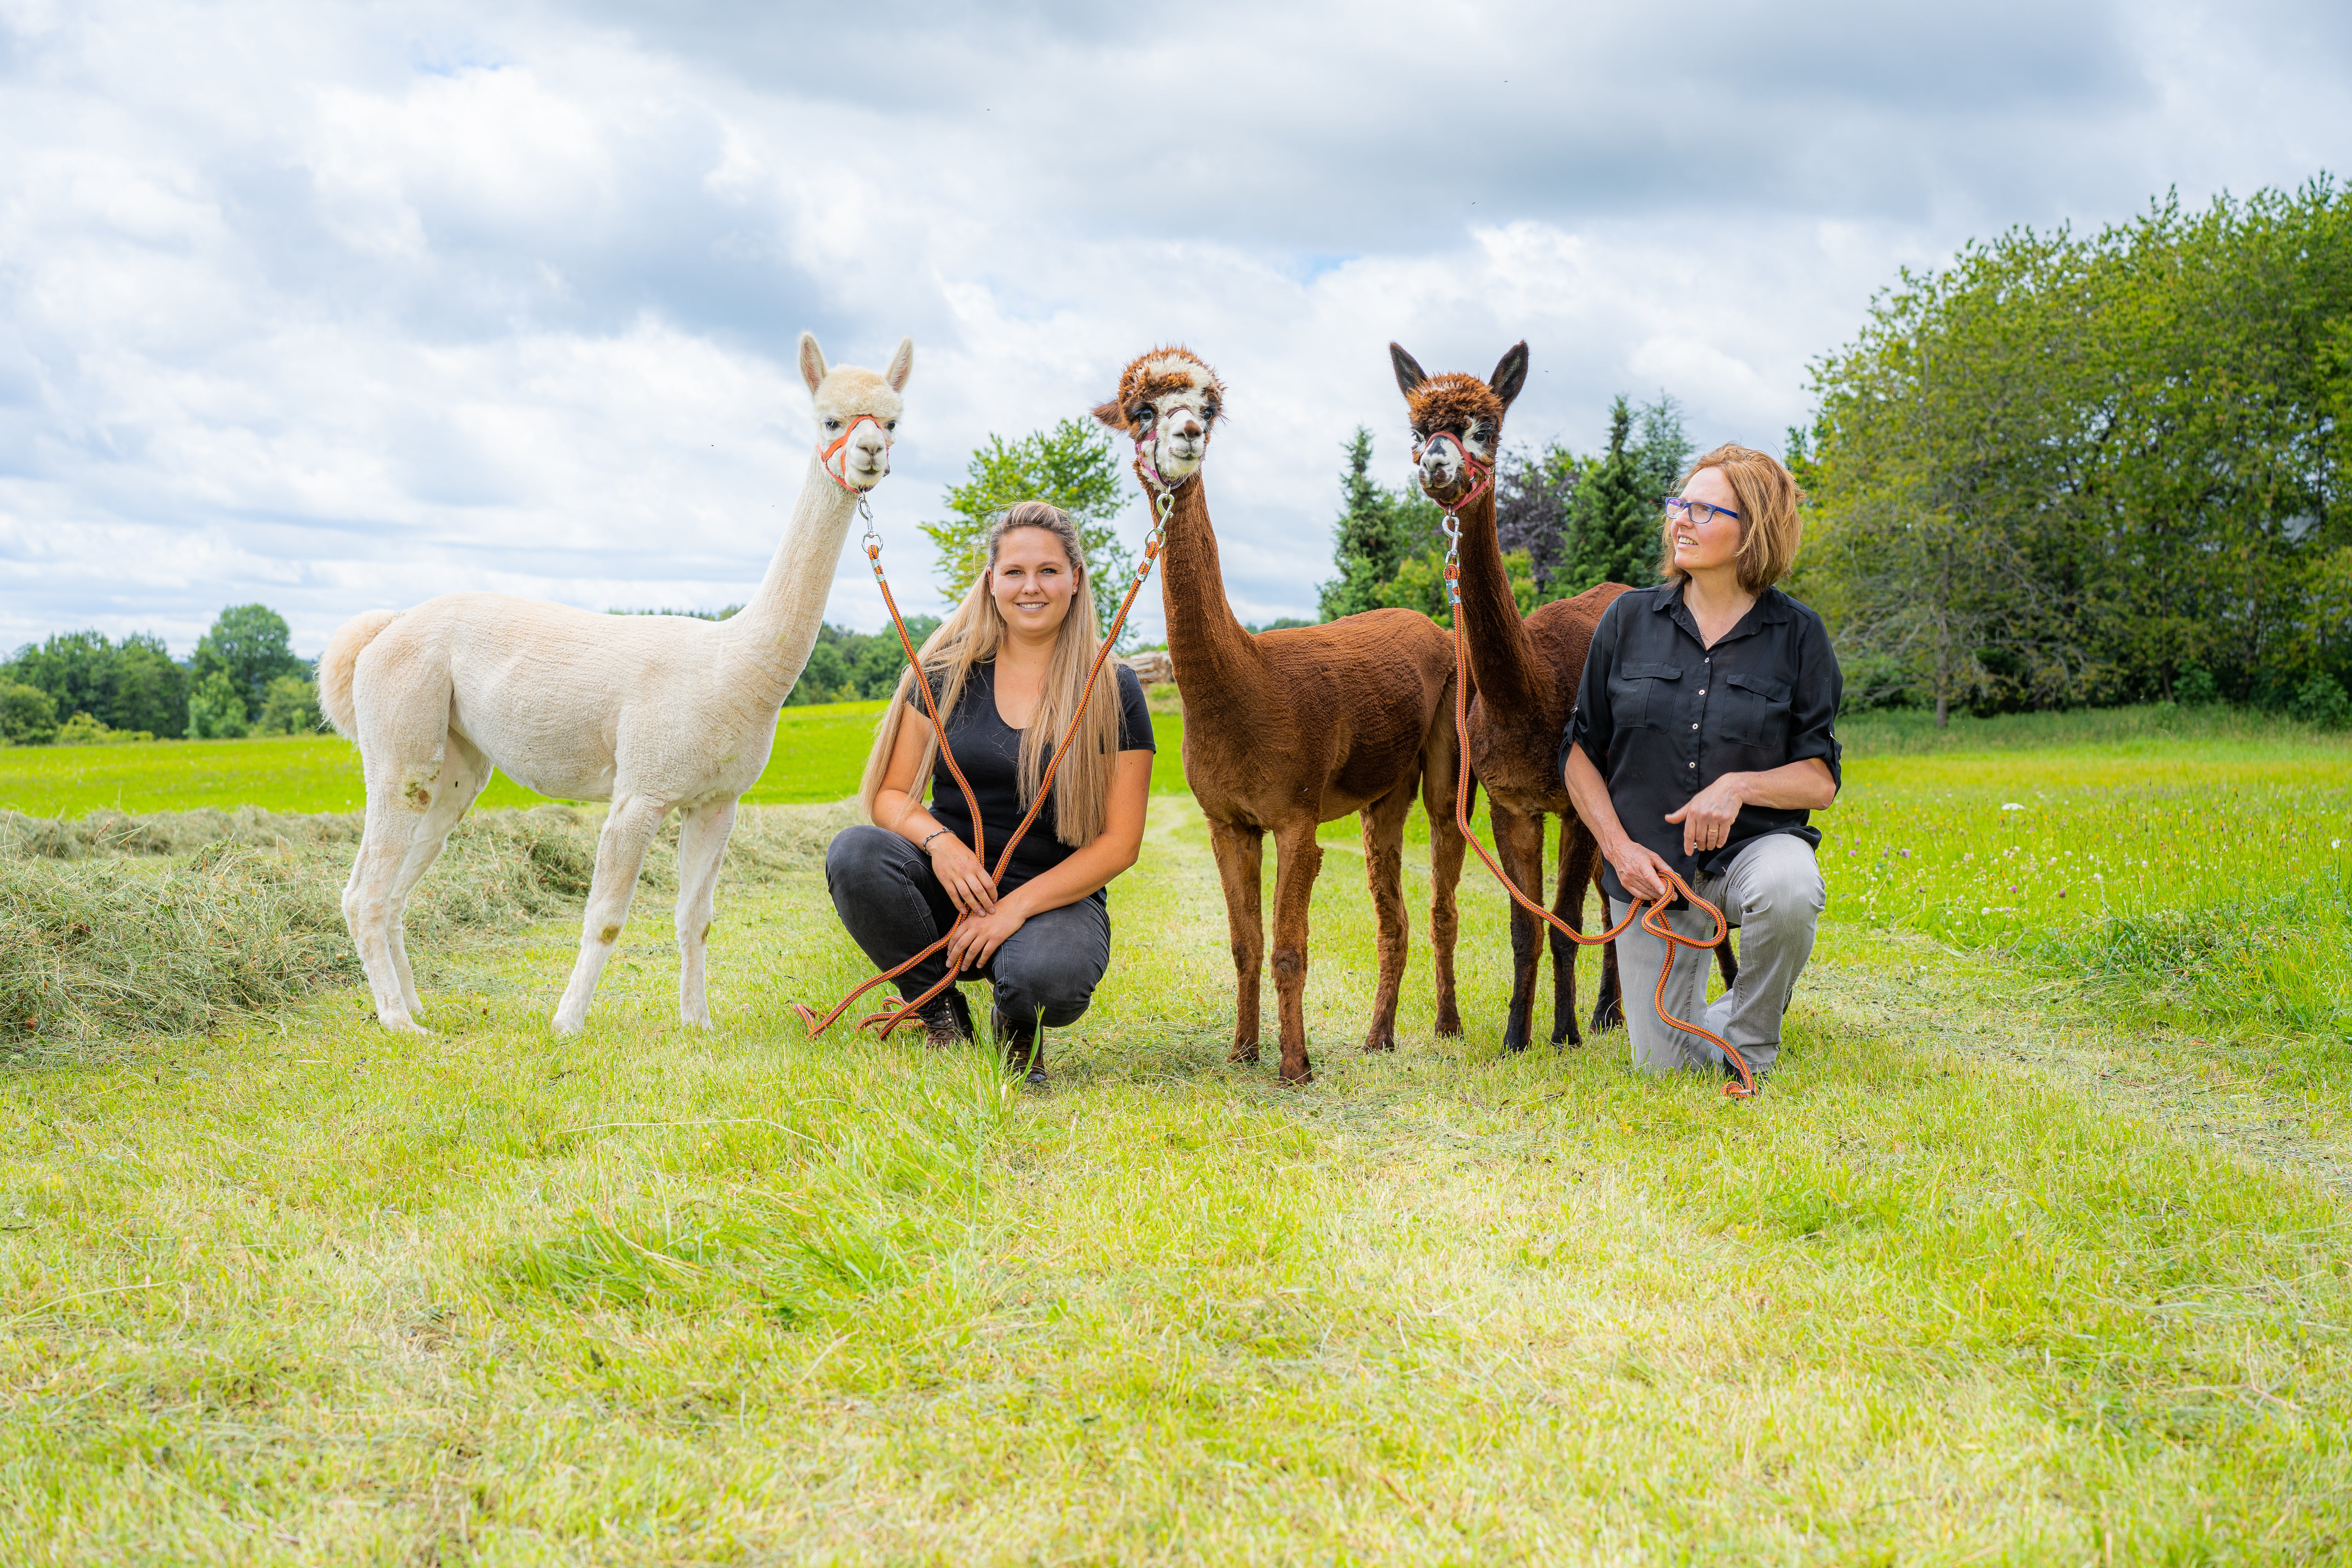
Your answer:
[820,413,894,493]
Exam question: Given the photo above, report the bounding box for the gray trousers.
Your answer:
[1608,832,1825,1079]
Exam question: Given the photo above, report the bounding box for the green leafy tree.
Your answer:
[0,682,58,745]
[111,635,189,738]
[192,604,307,720]
[1495,443,1585,598]
[187,670,250,739]
[920,419,1134,642]
[0,629,190,738]
[256,675,323,735]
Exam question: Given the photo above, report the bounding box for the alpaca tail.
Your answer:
[319,610,402,739]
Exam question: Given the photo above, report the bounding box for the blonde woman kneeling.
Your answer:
[826,503,1155,1084]
[1560,446,1842,1081]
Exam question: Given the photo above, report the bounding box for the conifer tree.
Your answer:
[1557,397,1657,595]
[1318,428,1409,621]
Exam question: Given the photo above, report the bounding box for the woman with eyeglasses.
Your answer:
[1557,445,1842,1082]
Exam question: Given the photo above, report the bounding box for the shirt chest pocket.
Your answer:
[1608,661,1682,732]
[1720,671,1793,750]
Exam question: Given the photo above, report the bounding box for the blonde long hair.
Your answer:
[859,503,1123,848]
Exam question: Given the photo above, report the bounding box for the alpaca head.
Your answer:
[1390,341,1528,505]
[1091,346,1225,488]
[799,332,915,492]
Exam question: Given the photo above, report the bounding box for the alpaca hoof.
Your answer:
[1359,1034,1396,1054]
[1434,1009,1463,1039]
[1227,1043,1260,1065]
[551,1013,585,1039]
[1279,1065,1316,1087]
[380,1014,432,1037]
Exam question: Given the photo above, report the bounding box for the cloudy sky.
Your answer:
[4,0,2348,655]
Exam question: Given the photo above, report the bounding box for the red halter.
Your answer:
[818,412,893,493]
[1413,429,1495,511]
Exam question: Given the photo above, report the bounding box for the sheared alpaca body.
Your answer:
[1095,347,1466,1085]
[1392,341,1652,1050]
[319,333,913,1036]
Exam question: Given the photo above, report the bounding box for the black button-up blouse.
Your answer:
[1559,583,1843,903]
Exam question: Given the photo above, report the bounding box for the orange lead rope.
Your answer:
[795,485,1174,1042]
[1439,536,1757,1100]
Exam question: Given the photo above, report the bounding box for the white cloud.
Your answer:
[0,0,2347,653]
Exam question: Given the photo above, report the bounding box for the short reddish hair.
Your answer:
[1661,444,1806,593]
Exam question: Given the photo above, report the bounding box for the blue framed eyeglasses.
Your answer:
[1664,496,1740,526]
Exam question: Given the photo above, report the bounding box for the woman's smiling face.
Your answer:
[1669,465,1744,577]
[989,525,1078,639]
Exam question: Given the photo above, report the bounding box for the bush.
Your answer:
[53,712,151,746]
[187,670,250,739]
[2175,666,2220,705]
[255,674,322,735]
[0,683,58,745]
[2288,672,2350,730]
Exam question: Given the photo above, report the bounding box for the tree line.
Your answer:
[1318,395,1691,626]
[1796,178,2352,726]
[1,605,319,746]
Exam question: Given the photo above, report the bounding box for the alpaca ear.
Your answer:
[1490,341,1530,409]
[884,336,913,392]
[1090,399,1127,431]
[1390,343,1428,397]
[799,332,827,396]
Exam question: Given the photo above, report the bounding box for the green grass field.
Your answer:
[0,701,1194,817]
[4,705,2351,1561]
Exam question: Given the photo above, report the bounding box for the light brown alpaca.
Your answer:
[1391,341,1675,1051]
[1093,347,1467,1085]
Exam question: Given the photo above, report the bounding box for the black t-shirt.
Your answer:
[1560,583,1842,904]
[906,660,1155,900]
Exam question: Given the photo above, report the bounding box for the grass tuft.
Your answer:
[0,802,852,1045]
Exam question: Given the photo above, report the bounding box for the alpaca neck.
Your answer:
[1454,488,1538,707]
[1158,472,1264,697]
[722,452,864,704]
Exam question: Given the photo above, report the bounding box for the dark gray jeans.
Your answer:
[823,825,1111,1040]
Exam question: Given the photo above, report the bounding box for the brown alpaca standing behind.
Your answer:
[1391,341,1740,1051]
[1094,347,1467,1085]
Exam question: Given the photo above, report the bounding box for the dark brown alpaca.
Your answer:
[1093,347,1467,1085]
[1391,341,1733,1051]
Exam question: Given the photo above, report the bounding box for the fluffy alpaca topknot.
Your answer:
[1405,373,1505,440]
[1091,345,1225,432]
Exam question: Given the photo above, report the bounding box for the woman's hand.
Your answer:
[1606,838,1678,902]
[1665,773,1749,857]
[927,831,996,915]
[944,902,1026,973]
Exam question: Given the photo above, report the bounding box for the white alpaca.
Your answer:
[319,332,913,1036]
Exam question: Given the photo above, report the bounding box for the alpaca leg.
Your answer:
[341,686,461,1034]
[1548,815,1603,1049]
[343,802,428,1033]
[1207,818,1265,1065]
[1269,820,1324,1085]
[381,730,490,1019]
[1593,856,1626,1032]
[552,794,669,1036]
[1493,803,1545,1054]
[1716,931,1742,989]
[673,798,739,1029]
[1420,718,1466,1039]
[1357,778,1416,1053]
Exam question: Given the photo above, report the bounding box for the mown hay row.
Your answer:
[0,800,854,1043]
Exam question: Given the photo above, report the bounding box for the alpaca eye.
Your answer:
[1134,407,1154,426]
[885,421,897,432]
[824,418,841,429]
